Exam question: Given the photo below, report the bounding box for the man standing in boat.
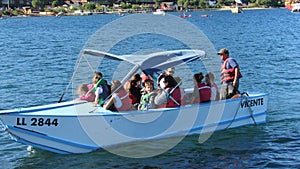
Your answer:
[218,48,242,100]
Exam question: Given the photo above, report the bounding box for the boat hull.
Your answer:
[0,93,268,154]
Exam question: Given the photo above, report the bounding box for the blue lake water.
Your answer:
[0,8,300,168]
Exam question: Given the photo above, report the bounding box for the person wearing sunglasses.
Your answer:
[218,48,242,100]
[87,72,110,106]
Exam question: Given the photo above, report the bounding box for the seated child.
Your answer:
[76,84,95,102]
[138,79,157,110]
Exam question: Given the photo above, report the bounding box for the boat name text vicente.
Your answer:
[241,98,264,108]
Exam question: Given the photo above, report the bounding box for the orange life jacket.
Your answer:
[157,87,182,108]
[221,58,242,83]
[197,83,211,103]
[166,87,182,108]
[115,89,132,111]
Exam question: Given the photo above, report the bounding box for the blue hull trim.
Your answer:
[17,137,72,154]
[189,111,266,133]
[7,125,99,153]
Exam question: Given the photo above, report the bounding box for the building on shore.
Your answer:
[1,0,32,9]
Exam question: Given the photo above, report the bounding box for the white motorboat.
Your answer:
[291,3,300,12]
[153,9,166,16]
[0,49,268,155]
[56,11,64,17]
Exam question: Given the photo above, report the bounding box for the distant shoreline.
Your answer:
[217,6,279,11]
[0,7,283,18]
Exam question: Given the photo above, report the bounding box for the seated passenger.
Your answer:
[124,73,141,91]
[86,72,104,92]
[191,72,211,104]
[141,72,152,86]
[76,84,95,102]
[157,67,175,89]
[127,74,142,109]
[205,72,219,101]
[91,72,110,106]
[87,72,100,90]
[174,76,186,105]
[154,75,181,108]
[138,79,157,110]
[103,80,132,112]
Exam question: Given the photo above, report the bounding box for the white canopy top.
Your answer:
[83,49,205,75]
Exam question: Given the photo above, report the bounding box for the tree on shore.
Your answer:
[84,2,96,10]
[199,0,209,9]
[32,0,49,11]
[154,0,162,9]
[176,0,284,8]
[52,0,65,8]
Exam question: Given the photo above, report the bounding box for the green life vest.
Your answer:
[94,78,107,105]
[139,91,155,110]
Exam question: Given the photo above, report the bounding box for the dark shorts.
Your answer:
[220,83,239,100]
